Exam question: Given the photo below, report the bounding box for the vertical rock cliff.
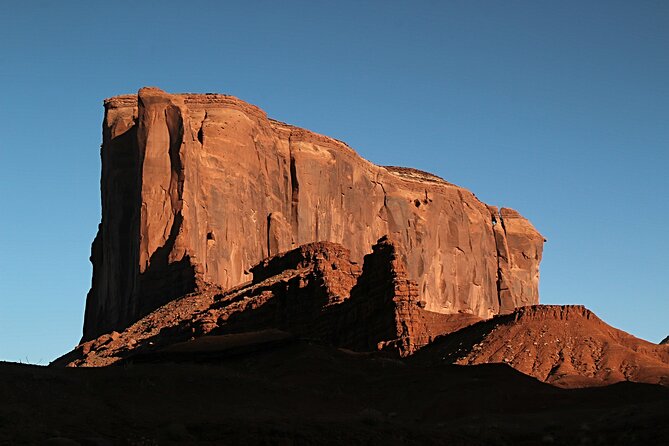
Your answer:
[83,87,544,341]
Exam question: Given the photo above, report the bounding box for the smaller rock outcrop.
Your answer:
[661,336,669,345]
[412,305,669,387]
[333,235,479,355]
[55,237,479,367]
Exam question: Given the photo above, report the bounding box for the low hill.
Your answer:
[412,305,669,387]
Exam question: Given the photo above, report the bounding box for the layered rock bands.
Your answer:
[83,87,544,341]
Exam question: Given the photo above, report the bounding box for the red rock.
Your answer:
[82,87,544,340]
[78,341,94,356]
[412,305,669,387]
[56,238,481,366]
[56,234,669,390]
[334,235,482,356]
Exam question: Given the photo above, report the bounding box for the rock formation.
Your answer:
[58,258,669,388]
[661,336,669,345]
[57,88,669,391]
[412,305,669,387]
[59,237,481,367]
[83,87,544,340]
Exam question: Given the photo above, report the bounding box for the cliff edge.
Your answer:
[83,87,544,340]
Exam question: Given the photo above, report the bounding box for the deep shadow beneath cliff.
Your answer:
[2,340,668,445]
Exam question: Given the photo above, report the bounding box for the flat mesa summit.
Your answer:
[83,87,544,340]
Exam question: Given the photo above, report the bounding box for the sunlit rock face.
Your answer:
[412,305,669,388]
[82,87,544,341]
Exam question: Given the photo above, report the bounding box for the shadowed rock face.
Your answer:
[662,336,669,345]
[83,87,544,341]
[62,238,481,367]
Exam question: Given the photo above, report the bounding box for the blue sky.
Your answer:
[1,1,667,363]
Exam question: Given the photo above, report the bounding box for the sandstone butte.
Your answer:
[83,87,545,341]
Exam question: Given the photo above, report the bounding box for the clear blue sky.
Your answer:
[1,1,667,363]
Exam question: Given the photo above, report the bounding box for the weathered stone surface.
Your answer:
[412,305,669,387]
[59,235,669,390]
[325,235,480,356]
[59,238,480,366]
[83,87,544,340]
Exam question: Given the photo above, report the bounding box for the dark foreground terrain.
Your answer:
[2,336,668,445]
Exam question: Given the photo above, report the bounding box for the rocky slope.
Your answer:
[57,236,669,389]
[57,237,481,367]
[661,335,669,345]
[412,305,669,387]
[83,87,544,340]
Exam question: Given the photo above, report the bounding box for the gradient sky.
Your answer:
[1,1,667,363]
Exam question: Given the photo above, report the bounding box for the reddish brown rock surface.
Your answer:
[59,238,480,367]
[412,305,669,387]
[83,87,544,340]
[60,233,669,389]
